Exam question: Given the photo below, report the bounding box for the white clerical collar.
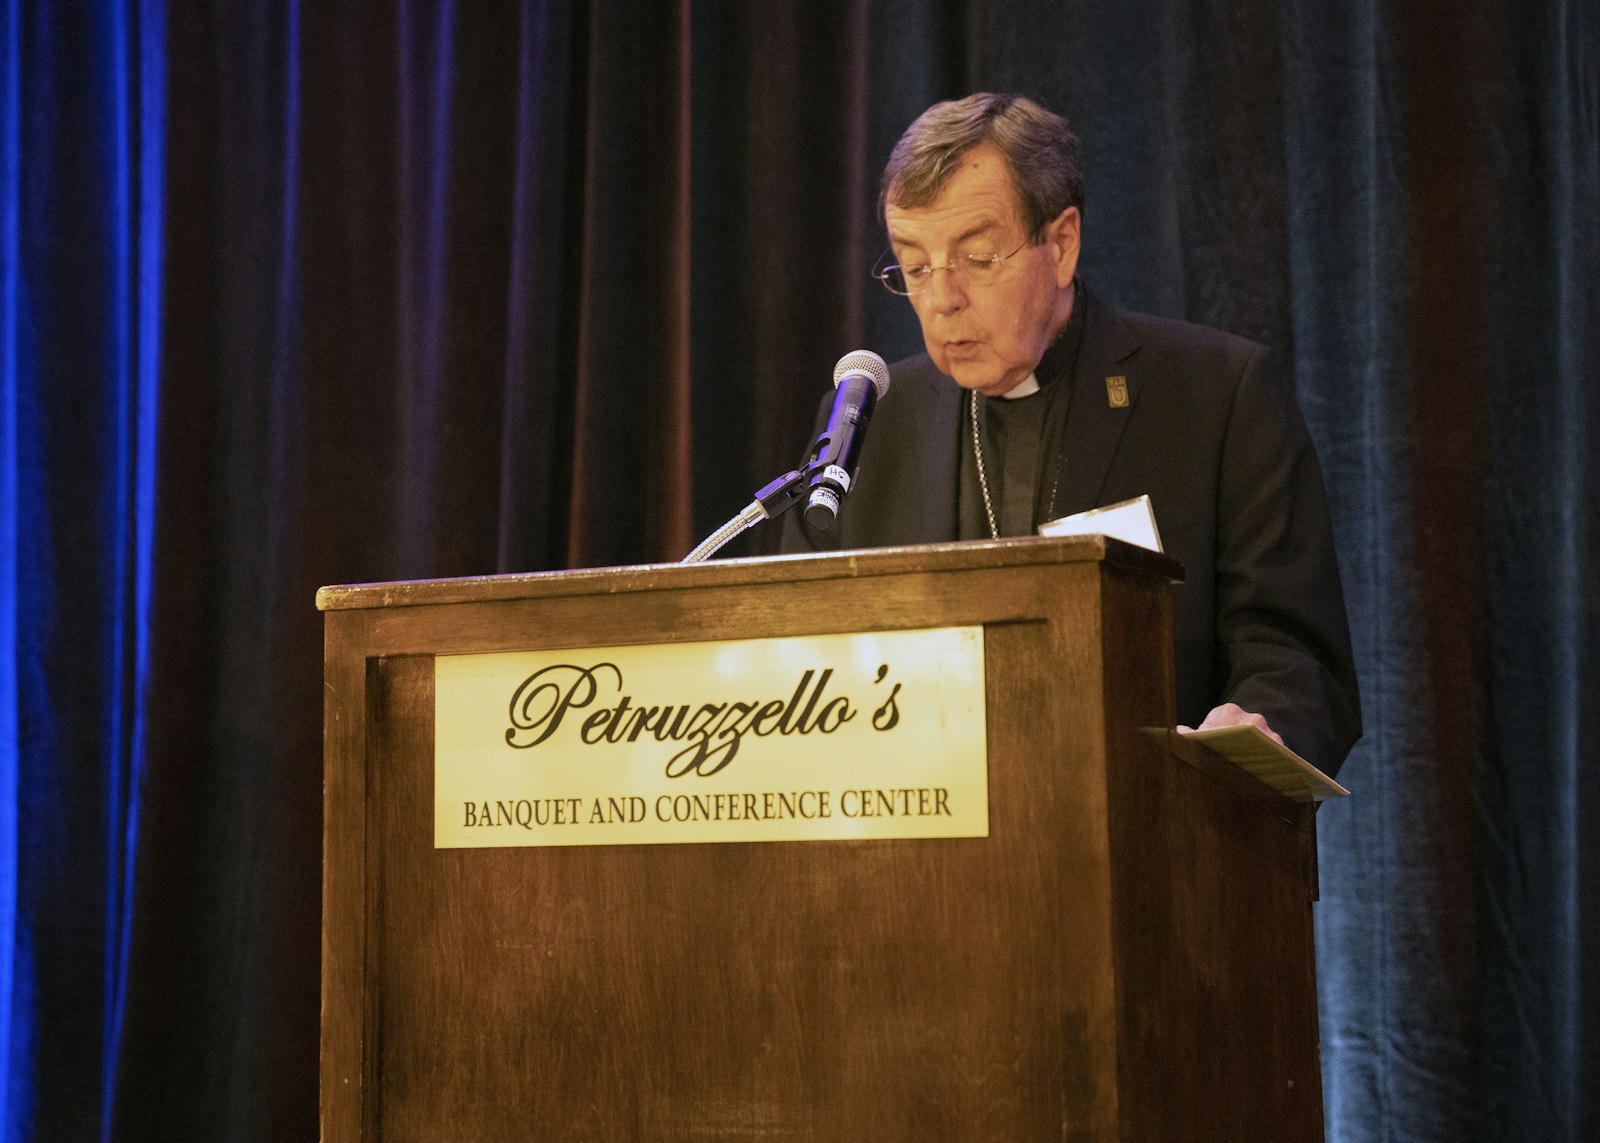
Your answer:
[999,373,1041,399]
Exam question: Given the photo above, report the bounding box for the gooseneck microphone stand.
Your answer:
[680,469,808,565]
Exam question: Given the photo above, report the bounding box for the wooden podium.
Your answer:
[319,537,1325,1142]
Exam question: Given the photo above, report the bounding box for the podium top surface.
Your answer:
[316,534,1181,613]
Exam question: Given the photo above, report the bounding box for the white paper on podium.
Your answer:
[1037,494,1163,553]
[1182,724,1350,802]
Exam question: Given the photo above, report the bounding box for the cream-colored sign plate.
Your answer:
[434,626,987,848]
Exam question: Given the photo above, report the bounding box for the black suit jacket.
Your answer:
[781,289,1362,776]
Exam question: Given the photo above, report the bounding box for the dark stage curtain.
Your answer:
[2,0,1595,1138]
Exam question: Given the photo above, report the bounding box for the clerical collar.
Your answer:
[1000,374,1041,399]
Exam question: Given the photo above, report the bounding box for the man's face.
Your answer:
[885,145,1080,397]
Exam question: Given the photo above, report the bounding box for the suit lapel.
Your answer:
[845,356,963,547]
[1049,290,1144,518]
[911,368,964,543]
[886,361,963,545]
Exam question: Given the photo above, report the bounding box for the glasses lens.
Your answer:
[878,266,912,295]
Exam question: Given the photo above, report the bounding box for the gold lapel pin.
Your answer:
[1105,375,1129,408]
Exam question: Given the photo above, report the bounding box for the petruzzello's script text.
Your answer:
[504,663,902,778]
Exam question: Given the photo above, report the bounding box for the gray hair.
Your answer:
[880,93,1084,238]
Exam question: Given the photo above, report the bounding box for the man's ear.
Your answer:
[1050,206,1081,288]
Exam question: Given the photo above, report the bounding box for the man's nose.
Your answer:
[922,263,968,314]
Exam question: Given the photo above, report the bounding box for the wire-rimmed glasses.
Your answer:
[873,236,1033,296]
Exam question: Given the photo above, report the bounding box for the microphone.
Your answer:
[803,350,890,530]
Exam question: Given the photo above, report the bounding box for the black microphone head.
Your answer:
[833,350,890,398]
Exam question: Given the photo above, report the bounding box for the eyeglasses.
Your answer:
[873,236,1033,296]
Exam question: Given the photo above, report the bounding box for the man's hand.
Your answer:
[1176,702,1284,746]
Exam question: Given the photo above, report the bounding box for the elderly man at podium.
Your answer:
[781,92,1361,778]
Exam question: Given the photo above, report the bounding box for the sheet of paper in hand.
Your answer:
[1183,724,1350,802]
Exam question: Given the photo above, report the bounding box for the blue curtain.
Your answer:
[1,0,1595,1138]
[3,0,162,1137]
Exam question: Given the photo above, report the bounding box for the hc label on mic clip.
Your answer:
[817,465,851,494]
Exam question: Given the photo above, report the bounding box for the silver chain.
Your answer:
[970,389,1000,540]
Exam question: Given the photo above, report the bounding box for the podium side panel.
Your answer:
[1098,566,1325,1141]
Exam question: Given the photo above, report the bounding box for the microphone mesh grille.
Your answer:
[833,350,891,397]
